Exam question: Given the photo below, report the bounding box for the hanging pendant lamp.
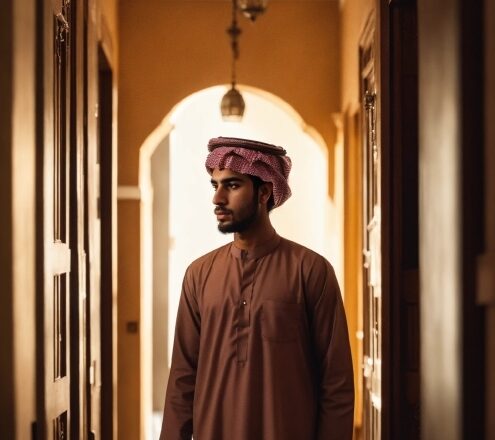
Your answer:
[221,0,245,121]
[221,86,245,121]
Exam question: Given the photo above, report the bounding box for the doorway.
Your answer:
[140,85,340,438]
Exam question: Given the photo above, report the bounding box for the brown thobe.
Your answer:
[160,233,354,440]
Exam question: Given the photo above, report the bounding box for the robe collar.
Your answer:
[230,232,281,260]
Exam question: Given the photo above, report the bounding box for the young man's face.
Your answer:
[210,168,259,234]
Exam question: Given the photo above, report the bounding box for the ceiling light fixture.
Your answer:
[221,0,245,121]
[220,0,268,121]
[237,0,268,22]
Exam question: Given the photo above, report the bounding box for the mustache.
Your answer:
[214,207,232,215]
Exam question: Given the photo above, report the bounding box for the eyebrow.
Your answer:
[210,177,245,185]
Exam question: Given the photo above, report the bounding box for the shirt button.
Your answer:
[241,300,247,306]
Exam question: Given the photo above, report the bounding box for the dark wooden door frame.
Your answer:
[378,0,420,439]
[359,1,421,439]
[98,43,115,440]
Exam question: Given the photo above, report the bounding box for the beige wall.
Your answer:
[118,201,142,439]
[101,0,118,43]
[100,0,119,68]
[119,0,341,185]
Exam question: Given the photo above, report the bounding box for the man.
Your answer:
[160,137,354,440]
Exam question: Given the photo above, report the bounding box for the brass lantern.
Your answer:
[221,86,245,121]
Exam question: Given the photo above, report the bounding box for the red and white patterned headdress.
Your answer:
[205,137,292,208]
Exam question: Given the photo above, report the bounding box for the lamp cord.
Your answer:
[227,0,241,87]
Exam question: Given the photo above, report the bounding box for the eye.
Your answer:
[228,183,239,189]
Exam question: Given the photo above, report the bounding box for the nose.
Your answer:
[212,186,227,206]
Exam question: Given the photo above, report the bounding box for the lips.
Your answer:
[214,208,232,220]
[214,208,231,215]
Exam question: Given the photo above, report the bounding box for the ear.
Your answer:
[258,182,273,205]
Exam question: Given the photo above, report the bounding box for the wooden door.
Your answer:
[360,15,382,440]
[38,0,73,437]
[37,0,93,437]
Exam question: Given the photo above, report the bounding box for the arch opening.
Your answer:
[139,85,342,438]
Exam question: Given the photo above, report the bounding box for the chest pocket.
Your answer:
[261,300,302,342]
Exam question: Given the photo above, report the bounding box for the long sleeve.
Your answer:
[160,268,201,440]
[310,264,354,440]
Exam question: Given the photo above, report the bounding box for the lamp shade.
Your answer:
[221,86,245,121]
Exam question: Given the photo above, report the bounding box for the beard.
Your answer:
[216,195,259,234]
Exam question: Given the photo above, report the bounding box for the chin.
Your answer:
[218,224,236,234]
[218,220,243,234]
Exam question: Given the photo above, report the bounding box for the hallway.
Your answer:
[1,0,494,439]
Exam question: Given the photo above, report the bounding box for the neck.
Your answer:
[233,212,275,251]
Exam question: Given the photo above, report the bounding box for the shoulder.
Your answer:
[181,243,231,295]
[277,237,341,307]
[278,237,333,272]
[185,242,232,279]
[277,237,339,293]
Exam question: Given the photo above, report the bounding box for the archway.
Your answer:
[139,85,341,438]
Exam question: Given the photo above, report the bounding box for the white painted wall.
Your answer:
[166,86,340,363]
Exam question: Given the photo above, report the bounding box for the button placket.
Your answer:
[236,257,257,363]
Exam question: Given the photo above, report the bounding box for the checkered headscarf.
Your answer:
[205,137,292,208]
